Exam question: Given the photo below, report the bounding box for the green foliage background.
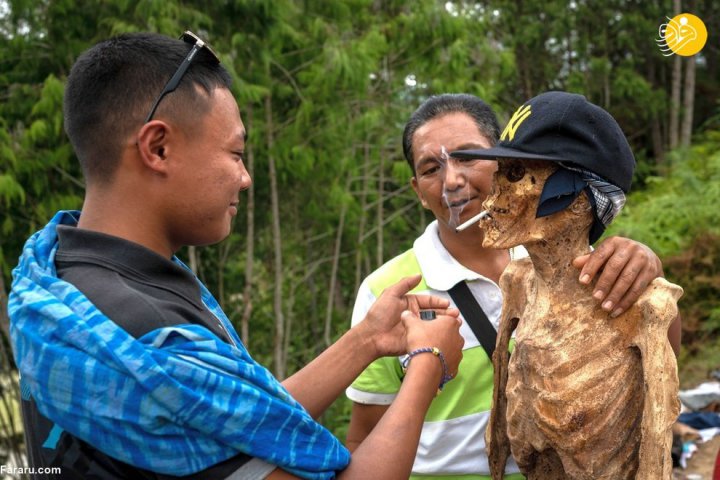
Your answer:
[1,0,719,466]
[607,126,720,386]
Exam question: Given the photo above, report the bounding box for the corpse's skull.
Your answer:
[482,159,554,249]
[481,159,594,250]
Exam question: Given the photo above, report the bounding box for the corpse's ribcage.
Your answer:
[505,316,644,480]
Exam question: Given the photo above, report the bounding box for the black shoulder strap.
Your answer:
[448,281,497,360]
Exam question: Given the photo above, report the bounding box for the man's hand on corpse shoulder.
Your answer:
[573,236,663,318]
[361,275,461,358]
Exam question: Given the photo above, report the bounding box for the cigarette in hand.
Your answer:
[455,210,489,232]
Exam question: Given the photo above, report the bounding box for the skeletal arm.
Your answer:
[486,260,530,480]
[634,278,682,480]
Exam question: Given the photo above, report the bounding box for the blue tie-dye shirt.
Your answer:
[9,211,350,478]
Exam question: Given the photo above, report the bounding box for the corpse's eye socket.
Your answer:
[505,164,526,182]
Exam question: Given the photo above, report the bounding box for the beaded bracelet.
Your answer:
[401,347,454,394]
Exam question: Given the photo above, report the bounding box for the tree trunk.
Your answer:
[376,141,385,269]
[514,1,533,99]
[354,141,371,296]
[265,93,286,379]
[241,105,256,346]
[602,27,611,109]
[0,274,25,469]
[217,241,232,310]
[0,273,9,341]
[652,116,666,165]
[669,0,682,150]
[518,45,534,100]
[324,173,352,346]
[669,54,681,150]
[603,61,611,109]
[703,0,719,82]
[680,50,696,147]
[187,245,199,275]
[283,279,295,372]
[648,58,666,164]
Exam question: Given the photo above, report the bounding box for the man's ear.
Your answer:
[411,176,430,209]
[136,121,171,174]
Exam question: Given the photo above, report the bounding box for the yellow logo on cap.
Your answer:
[657,13,707,57]
[501,104,532,142]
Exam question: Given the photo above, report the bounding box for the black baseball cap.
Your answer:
[451,91,636,193]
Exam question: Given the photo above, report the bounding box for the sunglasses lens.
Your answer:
[181,31,220,62]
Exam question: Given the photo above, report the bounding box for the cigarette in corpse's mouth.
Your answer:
[455,210,490,232]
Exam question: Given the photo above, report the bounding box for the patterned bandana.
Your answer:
[536,165,626,243]
[9,211,349,478]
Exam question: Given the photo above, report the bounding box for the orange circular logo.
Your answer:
[657,13,708,57]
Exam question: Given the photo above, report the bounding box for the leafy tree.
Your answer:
[1,0,718,461]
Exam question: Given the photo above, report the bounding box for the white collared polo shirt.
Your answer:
[346,221,525,480]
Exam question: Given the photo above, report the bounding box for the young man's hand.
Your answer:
[359,275,461,358]
[401,309,464,380]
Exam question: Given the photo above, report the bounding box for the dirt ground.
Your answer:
[674,434,720,479]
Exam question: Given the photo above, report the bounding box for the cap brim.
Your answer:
[451,146,568,162]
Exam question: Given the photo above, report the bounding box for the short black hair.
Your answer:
[402,94,500,174]
[63,32,232,183]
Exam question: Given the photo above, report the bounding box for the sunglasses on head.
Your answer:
[144,31,221,123]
